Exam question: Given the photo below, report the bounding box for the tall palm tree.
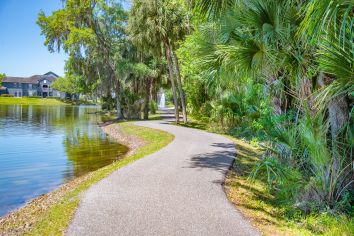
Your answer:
[128,0,189,123]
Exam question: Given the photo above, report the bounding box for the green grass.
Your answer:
[225,137,354,236]
[0,122,174,235]
[0,97,66,105]
[178,117,354,236]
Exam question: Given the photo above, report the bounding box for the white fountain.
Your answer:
[158,92,166,109]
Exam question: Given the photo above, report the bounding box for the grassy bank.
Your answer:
[224,137,353,235]
[0,97,66,105]
[178,119,353,236]
[0,122,174,235]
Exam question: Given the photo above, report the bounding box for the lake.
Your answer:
[0,104,128,216]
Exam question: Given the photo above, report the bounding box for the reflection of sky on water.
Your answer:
[0,105,128,216]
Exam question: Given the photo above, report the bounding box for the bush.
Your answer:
[150,100,157,114]
[1,94,14,97]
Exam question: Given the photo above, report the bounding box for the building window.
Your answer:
[29,84,32,89]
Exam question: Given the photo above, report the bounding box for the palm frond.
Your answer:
[300,0,354,43]
[195,0,238,20]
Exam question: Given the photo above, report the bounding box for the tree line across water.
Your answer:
[37,0,353,228]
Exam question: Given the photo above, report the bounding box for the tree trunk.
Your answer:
[328,96,349,138]
[150,78,157,114]
[115,79,124,119]
[268,75,283,116]
[116,94,123,119]
[164,40,179,123]
[171,47,188,123]
[318,73,349,141]
[143,77,152,120]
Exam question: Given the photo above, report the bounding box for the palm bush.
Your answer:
[178,0,354,215]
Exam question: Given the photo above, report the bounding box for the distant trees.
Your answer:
[50,74,90,99]
[128,0,189,123]
[0,73,5,86]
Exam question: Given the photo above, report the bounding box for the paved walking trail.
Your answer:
[67,112,259,235]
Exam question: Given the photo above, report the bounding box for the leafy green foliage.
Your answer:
[51,75,84,95]
[0,73,5,86]
[178,0,353,217]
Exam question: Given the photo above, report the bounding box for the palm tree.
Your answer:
[194,0,237,19]
[194,0,307,116]
[128,0,189,123]
[301,0,353,139]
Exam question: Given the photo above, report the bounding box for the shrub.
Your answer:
[150,100,157,114]
[1,94,14,97]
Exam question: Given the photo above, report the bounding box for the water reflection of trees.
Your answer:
[0,105,129,181]
[0,105,85,134]
[63,132,128,179]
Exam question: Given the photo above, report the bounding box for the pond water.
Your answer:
[0,105,128,216]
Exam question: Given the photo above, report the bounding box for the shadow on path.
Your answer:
[187,142,235,173]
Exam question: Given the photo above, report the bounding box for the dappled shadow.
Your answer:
[211,142,235,149]
[186,142,236,173]
[236,144,260,159]
[237,203,281,221]
[230,180,273,202]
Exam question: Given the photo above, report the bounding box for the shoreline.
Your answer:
[99,121,146,157]
[0,121,145,235]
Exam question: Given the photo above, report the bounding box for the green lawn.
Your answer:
[0,97,66,105]
[0,122,174,235]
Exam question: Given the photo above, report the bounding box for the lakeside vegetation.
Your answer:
[0,97,67,105]
[0,122,174,235]
[179,118,353,235]
[225,136,354,236]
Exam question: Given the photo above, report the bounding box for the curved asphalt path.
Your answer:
[67,117,259,235]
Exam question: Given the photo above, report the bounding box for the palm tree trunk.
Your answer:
[268,75,283,116]
[318,73,349,142]
[171,47,188,123]
[164,40,179,123]
[299,77,316,115]
[150,78,157,114]
[143,77,152,120]
[327,95,349,142]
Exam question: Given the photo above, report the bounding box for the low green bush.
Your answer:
[1,94,14,97]
[150,100,157,114]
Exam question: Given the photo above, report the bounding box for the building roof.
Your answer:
[2,72,59,84]
[44,71,59,77]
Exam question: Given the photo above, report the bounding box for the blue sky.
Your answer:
[0,0,67,77]
[0,0,131,77]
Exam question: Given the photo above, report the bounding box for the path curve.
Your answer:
[67,120,259,236]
